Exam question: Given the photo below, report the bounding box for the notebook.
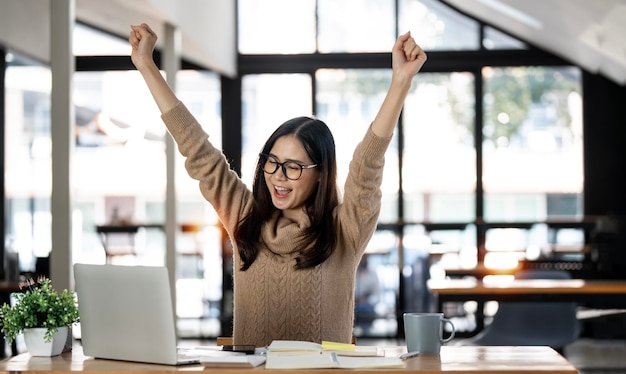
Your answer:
[265,340,402,370]
[73,263,200,366]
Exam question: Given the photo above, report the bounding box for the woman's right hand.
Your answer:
[129,23,158,71]
[127,23,180,114]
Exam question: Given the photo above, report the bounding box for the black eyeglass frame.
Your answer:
[259,153,318,181]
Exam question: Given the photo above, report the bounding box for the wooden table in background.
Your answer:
[428,277,626,335]
[0,345,578,374]
[95,224,164,263]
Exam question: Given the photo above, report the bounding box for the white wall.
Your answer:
[0,0,51,64]
[0,0,236,77]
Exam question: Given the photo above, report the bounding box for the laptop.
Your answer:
[73,263,199,365]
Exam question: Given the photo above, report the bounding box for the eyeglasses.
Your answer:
[259,153,318,181]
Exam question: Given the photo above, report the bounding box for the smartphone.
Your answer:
[221,344,256,354]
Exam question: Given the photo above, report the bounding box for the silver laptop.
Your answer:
[73,263,199,365]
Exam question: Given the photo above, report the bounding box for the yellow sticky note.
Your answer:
[321,341,356,350]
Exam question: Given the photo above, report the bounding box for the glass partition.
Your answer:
[482,66,583,221]
[4,57,52,273]
[359,230,400,337]
[73,69,223,336]
[73,70,165,266]
[238,0,316,54]
[74,23,130,56]
[318,0,395,53]
[316,69,396,219]
[241,74,312,186]
[399,0,480,51]
[402,72,476,223]
[483,26,527,50]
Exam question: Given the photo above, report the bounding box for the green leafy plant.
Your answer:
[0,278,80,343]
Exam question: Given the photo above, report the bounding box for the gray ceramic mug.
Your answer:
[403,312,455,354]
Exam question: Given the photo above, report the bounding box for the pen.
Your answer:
[400,351,420,360]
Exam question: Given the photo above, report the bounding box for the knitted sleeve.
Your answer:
[337,125,392,255]
[161,101,252,233]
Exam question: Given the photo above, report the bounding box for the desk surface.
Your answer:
[0,346,578,374]
[0,281,21,293]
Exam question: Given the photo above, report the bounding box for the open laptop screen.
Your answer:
[74,263,188,365]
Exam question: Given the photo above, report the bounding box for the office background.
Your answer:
[1,0,626,340]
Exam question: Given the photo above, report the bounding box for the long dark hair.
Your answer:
[234,116,339,270]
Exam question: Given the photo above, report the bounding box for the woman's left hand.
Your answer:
[392,31,427,81]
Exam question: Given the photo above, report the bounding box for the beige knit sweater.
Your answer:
[162,101,391,347]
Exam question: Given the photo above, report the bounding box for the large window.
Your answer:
[399,0,480,51]
[238,0,316,54]
[402,72,476,223]
[72,68,223,335]
[482,66,583,221]
[241,74,312,186]
[4,56,52,273]
[317,0,396,53]
[316,69,395,216]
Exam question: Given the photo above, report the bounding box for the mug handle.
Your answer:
[440,318,456,343]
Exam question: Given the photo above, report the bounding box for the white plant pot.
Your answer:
[23,327,68,356]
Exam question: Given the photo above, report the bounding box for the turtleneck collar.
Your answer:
[261,211,313,256]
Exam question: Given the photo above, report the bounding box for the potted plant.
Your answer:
[0,277,80,356]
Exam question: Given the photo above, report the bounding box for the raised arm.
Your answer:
[128,23,179,114]
[371,32,427,138]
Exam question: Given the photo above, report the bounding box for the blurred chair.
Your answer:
[454,269,581,352]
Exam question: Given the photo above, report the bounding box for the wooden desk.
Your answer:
[442,265,520,278]
[428,278,626,335]
[0,281,21,299]
[428,278,626,302]
[0,345,578,374]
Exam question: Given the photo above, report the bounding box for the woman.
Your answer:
[129,23,426,347]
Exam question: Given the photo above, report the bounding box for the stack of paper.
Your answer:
[267,340,382,356]
[265,340,404,369]
[180,346,266,368]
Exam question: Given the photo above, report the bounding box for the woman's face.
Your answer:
[264,135,320,221]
